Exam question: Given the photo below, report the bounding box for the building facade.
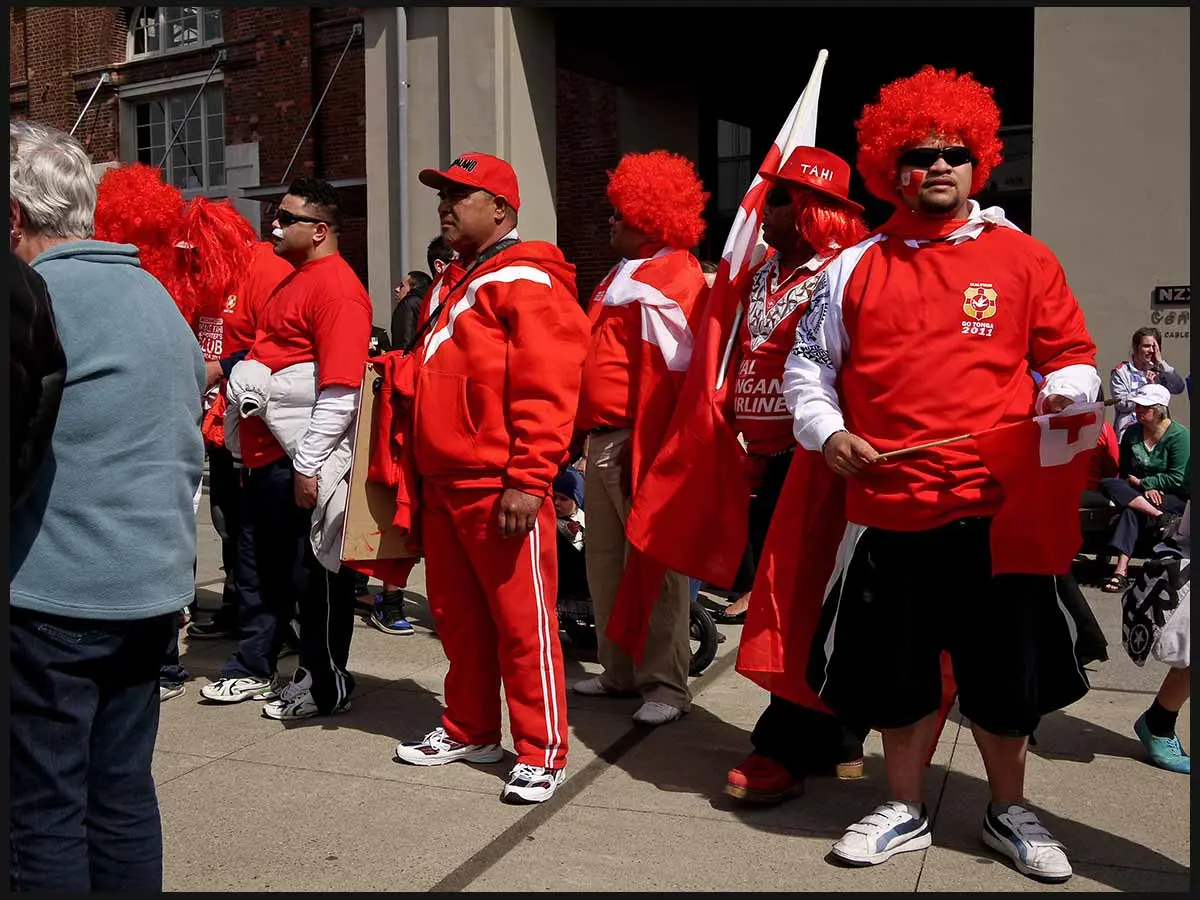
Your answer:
[12,6,1189,425]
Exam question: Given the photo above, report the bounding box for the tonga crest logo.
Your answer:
[963,283,998,321]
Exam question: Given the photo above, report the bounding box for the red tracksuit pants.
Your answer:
[421,481,569,769]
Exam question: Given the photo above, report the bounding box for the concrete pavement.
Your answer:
[159,511,1191,891]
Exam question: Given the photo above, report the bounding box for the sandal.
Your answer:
[1102,574,1131,593]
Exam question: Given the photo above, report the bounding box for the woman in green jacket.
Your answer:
[1100,383,1190,591]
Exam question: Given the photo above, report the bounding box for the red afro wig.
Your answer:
[606,150,709,250]
[855,66,1004,205]
[173,197,257,321]
[94,163,192,318]
[794,191,869,256]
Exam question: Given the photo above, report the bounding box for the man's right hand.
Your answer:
[822,430,880,478]
[204,360,223,389]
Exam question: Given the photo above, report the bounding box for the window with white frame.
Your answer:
[132,85,225,190]
[716,120,753,217]
[129,7,222,58]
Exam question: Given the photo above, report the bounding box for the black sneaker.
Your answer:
[186,618,235,640]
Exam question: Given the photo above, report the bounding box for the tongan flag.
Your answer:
[975,402,1105,575]
[620,50,832,600]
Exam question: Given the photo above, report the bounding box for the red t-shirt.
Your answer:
[223,242,296,357]
[835,226,1096,531]
[734,256,824,456]
[576,296,641,431]
[240,253,373,468]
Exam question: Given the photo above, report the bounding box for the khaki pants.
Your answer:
[584,429,691,710]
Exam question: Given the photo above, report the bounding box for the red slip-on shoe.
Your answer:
[724,753,804,804]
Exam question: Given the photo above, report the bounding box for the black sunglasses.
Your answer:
[764,185,795,208]
[274,207,333,227]
[897,146,976,169]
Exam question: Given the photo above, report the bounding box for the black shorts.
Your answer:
[806,517,1090,737]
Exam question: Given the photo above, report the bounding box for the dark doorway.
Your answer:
[557,6,1034,262]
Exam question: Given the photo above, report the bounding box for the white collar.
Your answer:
[900,200,1023,247]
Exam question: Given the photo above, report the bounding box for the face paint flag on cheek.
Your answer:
[899,168,927,199]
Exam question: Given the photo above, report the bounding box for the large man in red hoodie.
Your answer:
[785,67,1098,883]
[393,153,589,805]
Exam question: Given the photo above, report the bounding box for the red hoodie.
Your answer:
[413,240,589,494]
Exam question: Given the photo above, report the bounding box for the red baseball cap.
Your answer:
[418,152,521,211]
[762,146,863,213]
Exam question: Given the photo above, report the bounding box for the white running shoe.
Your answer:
[981,803,1072,883]
[501,763,565,804]
[199,675,278,703]
[832,801,932,866]
[394,727,504,766]
[259,668,351,721]
[159,683,186,703]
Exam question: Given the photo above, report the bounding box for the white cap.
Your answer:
[1129,383,1171,408]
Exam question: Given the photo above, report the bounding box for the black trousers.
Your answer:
[736,450,868,773]
[1100,477,1187,558]
[224,456,357,711]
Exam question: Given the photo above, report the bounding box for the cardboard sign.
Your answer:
[340,360,416,562]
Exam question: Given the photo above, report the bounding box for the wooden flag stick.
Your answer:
[872,398,1117,463]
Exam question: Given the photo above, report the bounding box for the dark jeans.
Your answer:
[10,608,173,891]
[159,619,189,687]
[1099,477,1187,557]
[207,443,260,629]
[224,456,357,712]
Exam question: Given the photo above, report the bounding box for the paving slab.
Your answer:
[463,803,925,892]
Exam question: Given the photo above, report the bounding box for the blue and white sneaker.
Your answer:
[366,594,414,636]
[981,803,1072,883]
[1134,713,1191,774]
[832,801,931,865]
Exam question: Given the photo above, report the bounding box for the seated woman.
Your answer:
[1099,384,1190,592]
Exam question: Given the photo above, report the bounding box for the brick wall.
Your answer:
[555,66,621,305]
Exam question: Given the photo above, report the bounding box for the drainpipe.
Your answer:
[396,7,410,273]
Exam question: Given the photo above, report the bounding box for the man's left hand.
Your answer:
[1042,394,1074,414]
[204,360,224,389]
[294,472,319,509]
[497,488,542,538]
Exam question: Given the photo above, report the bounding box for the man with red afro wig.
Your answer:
[783,66,1099,882]
[571,150,710,727]
[175,196,294,660]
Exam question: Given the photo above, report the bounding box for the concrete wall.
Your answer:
[1033,7,1190,423]
[403,6,557,271]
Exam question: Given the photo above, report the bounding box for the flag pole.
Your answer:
[873,399,1116,462]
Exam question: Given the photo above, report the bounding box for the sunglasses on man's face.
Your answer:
[274,207,333,228]
[764,186,795,208]
[897,146,976,169]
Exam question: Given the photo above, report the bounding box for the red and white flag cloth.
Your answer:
[595,249,708,664]
[976,402,1105,575]
[619,50,832,617]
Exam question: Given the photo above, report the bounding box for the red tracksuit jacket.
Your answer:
[414,241,590,494]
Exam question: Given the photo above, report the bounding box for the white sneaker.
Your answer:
[394,727,504,767]
[199,676,278,703]
[633,700,685,726]
[981,803,1072,883]
[260,668,351,721]
[832,801,932,866]
[159,683,186,702]
[501,763,565,804]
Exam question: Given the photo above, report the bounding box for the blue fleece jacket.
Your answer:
[10,241,205,620]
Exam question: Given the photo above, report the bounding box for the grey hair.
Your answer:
[1150,403,1170,421]
[10,120,97,240]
